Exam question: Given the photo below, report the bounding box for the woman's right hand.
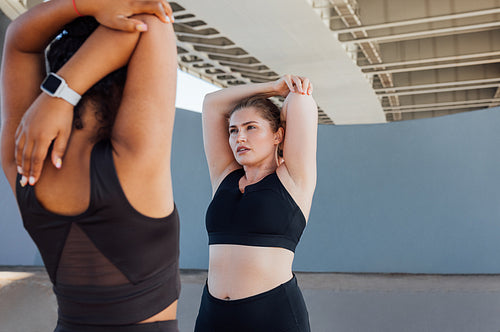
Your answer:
[272,75,313,98]
[77,0,174,32]
[15,94,73,186]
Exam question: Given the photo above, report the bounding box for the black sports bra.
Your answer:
[206,168,306,252]
[16,139,180,325]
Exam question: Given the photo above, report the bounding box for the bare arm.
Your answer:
[112,11,177,165]
[13,26,144,186]
[1,0,172,190]
[280,93,318,200]
[111,13,177,165]
[2,0,173,188]
[202,75,310,191]
[102,14,178,218]
[1,0,83,189]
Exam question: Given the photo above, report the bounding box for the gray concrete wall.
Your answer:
[304,107,500,273]
[2,107,500,274]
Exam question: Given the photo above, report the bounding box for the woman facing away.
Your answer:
[0,1,180,331]
[195,75,318,331]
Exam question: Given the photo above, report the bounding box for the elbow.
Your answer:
[4,21,21,50]
[202,95,211,113]
[202,91,219,113]
[204,90,219,103]
[4,9,38,51]
[285,92,316,104]
[283,93,318,119]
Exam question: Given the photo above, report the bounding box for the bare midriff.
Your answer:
[138,300,177,323]
[208,244,294,300]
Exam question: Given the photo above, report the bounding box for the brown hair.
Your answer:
[229,95,284,157]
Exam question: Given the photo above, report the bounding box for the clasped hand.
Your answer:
[80,0,175,31]
[273,75,313,98]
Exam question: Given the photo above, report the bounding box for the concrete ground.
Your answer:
[1,267,500,332]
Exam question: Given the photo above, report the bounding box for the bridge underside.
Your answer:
[1,0,499,124]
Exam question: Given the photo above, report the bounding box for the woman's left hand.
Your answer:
[272,75,313,98]
[77,0,175,32]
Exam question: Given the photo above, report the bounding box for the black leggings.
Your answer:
[195,275,310,332]
[54,320,179,332]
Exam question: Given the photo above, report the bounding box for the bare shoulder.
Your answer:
[210,164,242,196]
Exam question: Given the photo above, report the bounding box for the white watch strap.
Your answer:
[41,73,82,106]
[56,80,82,106]
[58,82,82,106]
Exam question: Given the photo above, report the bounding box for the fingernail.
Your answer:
[165,16,171,23]
[20,176,28,187]
[17,166,23,174]
[55,158,62,169]
[136,24,148,32]
[29,176,35,186]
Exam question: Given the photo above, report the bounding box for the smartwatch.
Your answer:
[41,73,81,106]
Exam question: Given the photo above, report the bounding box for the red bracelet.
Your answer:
[72,0,83,17]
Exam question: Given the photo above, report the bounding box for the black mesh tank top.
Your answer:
[206,168,306,252]
[16,139,180,325]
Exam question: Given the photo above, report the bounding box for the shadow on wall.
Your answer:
[1,107,500,274]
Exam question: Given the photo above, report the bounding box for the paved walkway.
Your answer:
[1,266,500,331]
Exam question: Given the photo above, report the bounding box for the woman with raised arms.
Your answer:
[1,1,180,331]
[195,75,318,331]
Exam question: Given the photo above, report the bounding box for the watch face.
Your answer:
[42,74,61,94]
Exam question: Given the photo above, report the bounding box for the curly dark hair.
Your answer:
[46,17,127,141]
